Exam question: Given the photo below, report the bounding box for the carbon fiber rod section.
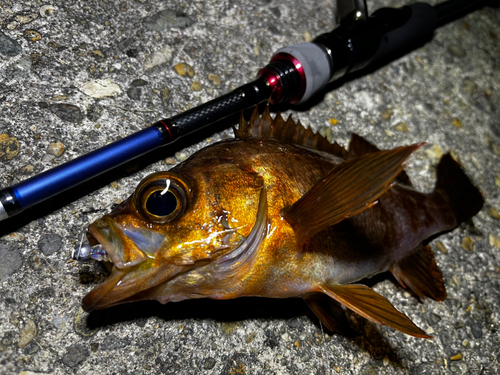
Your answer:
[156,78,273,140]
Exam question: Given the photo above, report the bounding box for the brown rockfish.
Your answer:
[81,107,483,338]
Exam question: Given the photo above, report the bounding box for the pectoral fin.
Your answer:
[284,144,421,245]
[319,284,430,338]
[303,292,354,336]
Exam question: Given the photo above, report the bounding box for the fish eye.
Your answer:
[135,174,190,224]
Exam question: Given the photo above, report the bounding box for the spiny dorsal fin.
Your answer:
[391,245,447,301]
[349,133,412,186]
[234,105,348,159]
[284,144,422,246]
[320,283,430,338]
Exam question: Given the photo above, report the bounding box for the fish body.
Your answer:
[82,108,483,337]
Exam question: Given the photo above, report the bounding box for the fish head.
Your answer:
[82,165,265,311]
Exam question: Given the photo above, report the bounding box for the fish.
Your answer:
[80,106,484,338]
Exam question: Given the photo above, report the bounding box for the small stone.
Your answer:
[304,30,312,42]
[452,118,462,128]
[0,134,20,161]
[0,31,22,57]
[489,234,500,248]
[127,86,141,101]
[62,344,89,367]
[463,78,477,95]
[203,358,216,370]
[461,237,474,253]
[143,9,194,31]
[436,241,449,254]
[245,332,256,343]
[190,81,202,91]
[450,353,463,361]
[174,62,194,77]
[47,141,65,157]
[427,312,442,326]
[359,364,378,375]
[101,334,129,350]
[52,95,68,101]
[16,13,38,24]
[383,355,389,366]
[131,78,148,87]
[487,207,500,220]
[495,176,500,188]
[448,45,465,57]
[160,88,170,106]
[89,49,105,61]
[329,118,339,126]
[425,144,443,161]
[79,79,123,98]
[40,4,58,17]
[18,320,37,348]
[23,30,42,42]
[0,242,23,279]
[143,47,173,70]
[165,157,176,165]
[395,122,409,132]
[49,104,82,122]
[38,233,63,256]
[380,109,393,120]
[208,73,221,86]
[73,307,99,337]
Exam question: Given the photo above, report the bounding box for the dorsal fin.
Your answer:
[349,133,412,186]
[234,105,348,159]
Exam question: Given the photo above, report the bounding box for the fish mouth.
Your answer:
[82,217,169,312]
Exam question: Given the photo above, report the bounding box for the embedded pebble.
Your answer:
[450,353,463,361]
[24,30,42,42]
[18,320,37,348]
[452,118,462,128]
[461,237,474,252]
[359,364,378,375]
[143,47,173,70]
[395,122,409,132]
[0,242,22,279]
[487,206,500,220]
[0,31,22,57]
[143,10,194,31]
[425,144,443,161]
[38,233,63,256]
[448,45,465,57]
[62,344,88,367]
[208,73,221,86]
[49,104,82,122]
[190,81,202,91]
[47,140,65,157]
[0,134,20,161]
[203,358,216,370]
[463,78,477,95]
[489,234,500,248]
[131,78,148,87]
[329,118,339,126]
[495,176,500,188]
[160,88,170,106]
[79,79,123,98]
[436,241,449,254]
[174,62,194,77]
[127,86,142,101]
[380,109,393,120]
[40,4,58,17]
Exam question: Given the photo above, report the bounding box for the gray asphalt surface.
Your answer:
[1,0,499,374]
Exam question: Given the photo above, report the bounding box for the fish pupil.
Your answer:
[146,190,178,216]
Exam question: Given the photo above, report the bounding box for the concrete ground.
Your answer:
[1,0,499,374]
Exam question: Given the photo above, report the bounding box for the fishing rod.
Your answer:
[0,0,496,223]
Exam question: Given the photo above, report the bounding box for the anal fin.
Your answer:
[303,292,354,336]
[390,245,447,302]
[319,283,430,338]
